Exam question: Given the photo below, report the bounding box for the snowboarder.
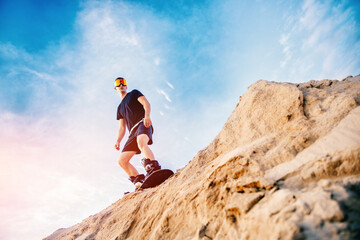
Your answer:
[114,77,161,189]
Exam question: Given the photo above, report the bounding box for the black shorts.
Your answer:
[122,122,154,154]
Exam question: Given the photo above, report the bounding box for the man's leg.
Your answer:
[118,151,138,176]
[137,134,155,160]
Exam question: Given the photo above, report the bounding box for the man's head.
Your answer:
[114,77,127,94]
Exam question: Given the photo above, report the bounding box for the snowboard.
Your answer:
[137,169,173,190]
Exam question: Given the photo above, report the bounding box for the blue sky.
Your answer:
[0,0,79,52]
[1,0,360,239]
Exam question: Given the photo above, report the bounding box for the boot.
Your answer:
[141,158,161,176]
[129,174,145,189]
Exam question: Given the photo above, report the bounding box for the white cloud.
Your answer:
[279,33,293,69]
[164,103,173,110]
[279,34,289,45]
[278,0,360,81]
[300,0,325,30]
[157,88,172,102]
[166,81,175,89]
[24,67,55,82]
[0,42,30,60]
[154,57,161,66]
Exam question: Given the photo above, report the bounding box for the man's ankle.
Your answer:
[129,174,145,184]
[141,158,161,175]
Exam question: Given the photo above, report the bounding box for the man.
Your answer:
[114,77,161,189]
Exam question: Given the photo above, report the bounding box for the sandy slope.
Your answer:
[44,75,360,240]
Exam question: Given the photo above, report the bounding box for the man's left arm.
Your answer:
[138,96,152,128]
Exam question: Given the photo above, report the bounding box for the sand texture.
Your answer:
[44,75,360,240]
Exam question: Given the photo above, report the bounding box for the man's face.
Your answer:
[115,85,127,94]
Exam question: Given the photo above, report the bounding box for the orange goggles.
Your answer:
[115,78,127,87]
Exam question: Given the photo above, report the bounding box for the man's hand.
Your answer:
[114,142,120,151]
[144,116,152,128]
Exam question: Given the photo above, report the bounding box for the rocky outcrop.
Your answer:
[45,75,360,240]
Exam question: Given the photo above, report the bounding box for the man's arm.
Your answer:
[138,95,152,128]
[115,119,126,151]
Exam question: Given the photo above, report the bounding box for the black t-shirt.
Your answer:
[117,89,145,132]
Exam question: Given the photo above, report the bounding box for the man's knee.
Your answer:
[118,153,131,167]
[137,135,149,150]
[118,157,126,168]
